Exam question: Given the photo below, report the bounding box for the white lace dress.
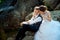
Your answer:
[34,11,60,40]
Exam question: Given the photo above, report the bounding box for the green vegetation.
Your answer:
[0,0,5,4]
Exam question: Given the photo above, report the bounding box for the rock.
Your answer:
[25,12,33,21]
[25,31,34,36]
[55,4,60,10]
[57,16,60,22]
[44,0,60,10]
[0,0,17,12]
[50,10,60,22]
[16,0,44,21]
[7,37,14,40]
[23,36,33,40]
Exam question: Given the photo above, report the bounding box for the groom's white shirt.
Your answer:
[22,14,42,25]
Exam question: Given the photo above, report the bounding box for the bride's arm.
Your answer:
[44,11,51,21]
[47,13,51,21]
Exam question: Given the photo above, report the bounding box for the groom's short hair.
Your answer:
[34,6,40,10]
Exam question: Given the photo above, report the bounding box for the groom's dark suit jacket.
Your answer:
[30,14,43,32]
[15,14,43,40]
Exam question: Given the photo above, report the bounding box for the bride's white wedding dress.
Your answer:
[34,11,60,40]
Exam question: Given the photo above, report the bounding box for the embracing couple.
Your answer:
[15,5,60,40]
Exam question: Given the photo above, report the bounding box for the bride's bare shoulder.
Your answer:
[45,10,51,16]
[46,10,51,14]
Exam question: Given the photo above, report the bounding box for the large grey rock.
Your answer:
[55,4,60,10]
[16,0,44,21]
[51,10,60,21]
[44,0,60,10]
[25,12,33,21]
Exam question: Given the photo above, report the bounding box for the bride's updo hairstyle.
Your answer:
[39,5,47,12]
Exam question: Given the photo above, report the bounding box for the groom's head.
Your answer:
[34,6,40,14]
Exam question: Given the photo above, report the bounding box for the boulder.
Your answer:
[55,4,60,10]
[16,0,44,21]
[44,0,60,10]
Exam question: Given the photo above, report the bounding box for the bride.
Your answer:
[34,5,60,40]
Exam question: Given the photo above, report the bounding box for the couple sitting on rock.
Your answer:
[15,5,60,40]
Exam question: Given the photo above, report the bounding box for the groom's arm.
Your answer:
[28,17,42,25]
[21,17,34,24]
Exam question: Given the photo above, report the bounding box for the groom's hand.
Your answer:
[20,22,23,26]
[26,21,30,24]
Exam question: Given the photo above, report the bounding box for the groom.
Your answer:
[15,6,43,40]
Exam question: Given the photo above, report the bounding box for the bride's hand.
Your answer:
[42,15,51,21]
[42,15,47,19]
